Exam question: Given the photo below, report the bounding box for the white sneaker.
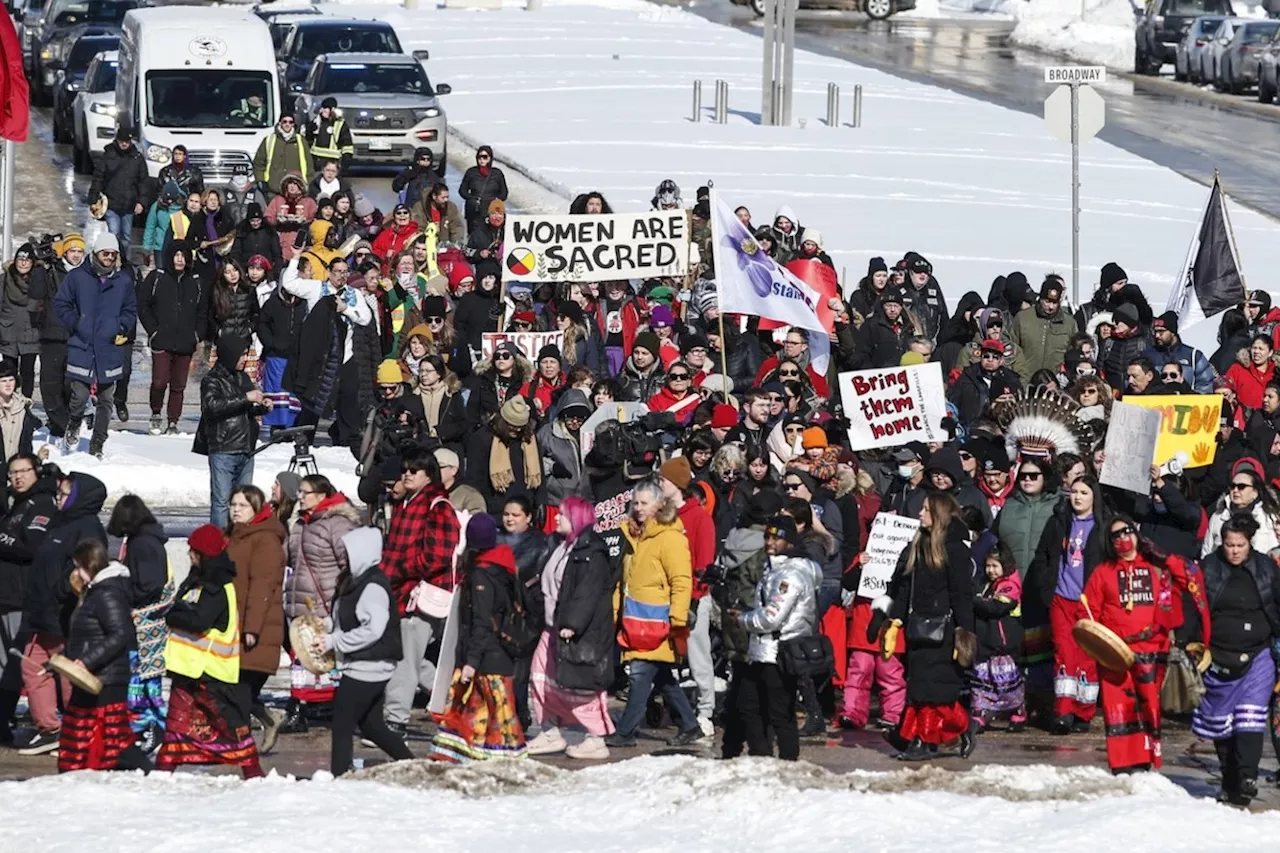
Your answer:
[565,735,610,760]
[698,716,715,738]
[525,727,567,755]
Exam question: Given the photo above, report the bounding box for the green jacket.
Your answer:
[993,490,1059,578]
[1010,307,1078,382]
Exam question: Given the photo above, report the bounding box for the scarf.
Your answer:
[490,432,541,493]
[0,392,28,461]
[419,382,446,434]
[479,165,490,178]
[4,268,29,307]
[429,204,441,224]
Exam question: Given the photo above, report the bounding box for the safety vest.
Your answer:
[311,118,353,161]
[264,134,309,185]
[165,582,240,684]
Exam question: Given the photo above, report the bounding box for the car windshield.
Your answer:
[67,38,117,74]
[295,26,399,61]
[89,60,116,92]
[147,70,274,128]
[316,62,430,94]
[1194,16,1223,34]
[53,0,133,27]
[1165,0,1231,14]
[1242,22,1280,42]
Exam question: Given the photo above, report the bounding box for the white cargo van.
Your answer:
[117,7,279,184]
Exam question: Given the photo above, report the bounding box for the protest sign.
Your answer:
[838,363,948,451]
[1120,394,1222,468]
[594,488,635,563]
[856,513,921,600]
[503,212,689,283]
[1100,401,1163,493]
[481,330,566,361]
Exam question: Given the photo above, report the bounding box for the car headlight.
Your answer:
[145,142,172,164]
[39,46,53,60]
[413,107,441,121]
[90,102,117,116]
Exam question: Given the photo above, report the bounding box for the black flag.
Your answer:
[1190,177,1244,316]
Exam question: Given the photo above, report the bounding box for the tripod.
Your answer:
[288,448,319,477]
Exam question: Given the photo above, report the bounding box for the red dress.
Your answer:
[1081,553,1209,772]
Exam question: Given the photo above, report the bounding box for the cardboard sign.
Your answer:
[1121,394,1222,468]
[427,591,462,716]
[838,363,948,451]
[856,513,921,600]
[503,212,689,283]
[481,330,566,361]
[1100,401,1163,494]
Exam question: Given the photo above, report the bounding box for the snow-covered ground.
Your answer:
[361,0,1280,310]
[5,758,1279,851]
[1009,0,1137,69]
[37,430,360,507]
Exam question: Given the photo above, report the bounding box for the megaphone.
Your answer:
[1159,451,1191,478]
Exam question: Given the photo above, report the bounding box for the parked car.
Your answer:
[1175,15,1226,81]
[730,0,915,19]
[276,17,403,105]
[1200,17,1247,87]
[15,0,51,73]
[1258,27,1280,102]
[30,0,132,105]
[51,31,118,144]
[251,3,322,51]
[71,49,116,174]
[1217,19,1280,92]
[1135,0,1235,75]
[291,52,447,169]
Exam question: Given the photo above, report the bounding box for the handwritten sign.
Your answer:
[1100,401,1162,494]
[503,212,689,283]
[481,330,566,362]
[856,513,921,600]
[1121,394,1221,468]
[594,487,635,564]
[838,363,948,451]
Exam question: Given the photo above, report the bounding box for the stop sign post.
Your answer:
[1043,66,1106,306]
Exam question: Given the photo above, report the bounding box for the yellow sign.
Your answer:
[1123,395,1222,468]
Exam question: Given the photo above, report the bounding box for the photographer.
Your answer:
[357,361,426,482]
[194,334,271,527]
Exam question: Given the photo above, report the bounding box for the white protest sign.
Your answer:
[481,330,566,361]
[1099,401,1162,494]
[502,211,689,283]
[856,513,921,600]
[838,363,948,451]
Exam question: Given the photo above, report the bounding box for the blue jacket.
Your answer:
[1144,339,1215,394]
[53,261,137,385]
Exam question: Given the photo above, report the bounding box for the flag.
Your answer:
[0,12,29,142]
[710,190,832,373]
[1167,176,1243,322]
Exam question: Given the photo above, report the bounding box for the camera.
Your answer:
[29,233,63,266]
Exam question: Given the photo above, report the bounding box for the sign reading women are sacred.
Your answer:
[503,212,690,283]
[838,363,949,451]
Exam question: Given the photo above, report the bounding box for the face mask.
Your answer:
[1113,534,1136,557]
[231,175,249,191]
[897,465,916,479]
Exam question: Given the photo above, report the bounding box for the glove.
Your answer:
[881,619,902,662]
[866,610,886,644]
[670,625,690,659]
[113,334,128,345]
[1185,642,1211,674]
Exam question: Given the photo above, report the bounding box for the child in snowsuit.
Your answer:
[970,544,1026,731]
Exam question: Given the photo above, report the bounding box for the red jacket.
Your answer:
[1225,359,1275,412]
[382,484,461,615]
[372,221,421,267]
[647,388,701,425]
[755,354,830,398]
[595,296,644,355]
[1081,553,1210,655]
[678,498,716,600]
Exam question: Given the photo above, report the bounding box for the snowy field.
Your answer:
[1009,0,1136,68]
[358,0,1280,310]
[4,757,1279,852]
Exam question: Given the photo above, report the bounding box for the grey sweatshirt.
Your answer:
[327,527,396,682]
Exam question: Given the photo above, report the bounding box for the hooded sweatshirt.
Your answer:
[327,527,397,681]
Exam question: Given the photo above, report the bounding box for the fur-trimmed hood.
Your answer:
[473,352,535,386]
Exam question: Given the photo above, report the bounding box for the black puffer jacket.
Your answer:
[138,256,208,355]
[498,528,552,630]
[256,289,306,360]
[23,473,108,636]
[458,548,516,676]
[850,309,912,370]
[552,532,617,692]
[208,283,259,345]
[234,221,284,274]
[454,288,502,353]
[65,563,137,687]
[195,336,263,456]
[458,165,509,227]
[0,476,58,612]
[88,142,150,214]
[28,260,79,342]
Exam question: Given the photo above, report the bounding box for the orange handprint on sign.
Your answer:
[1192,443,1211,466]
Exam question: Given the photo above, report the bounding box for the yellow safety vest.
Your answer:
[311,118,353,161]
[265,134,309,185]
[165,582,240,683]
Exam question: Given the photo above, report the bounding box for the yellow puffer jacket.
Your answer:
[615,499,691,663]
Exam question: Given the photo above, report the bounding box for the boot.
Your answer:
[256,707,286,754]
[959,718,979,759]
[148,414,163,435]
[896,737,936,761]
[798,677,825,737]
[61,419,82,454]
[280,698,308,734]
[1051,713,1076,735]
[88,440,104,460]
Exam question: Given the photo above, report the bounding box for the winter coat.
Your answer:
[256,289,306,359]
[712,525,766,661]
[156,162,204,198]
[992,489,1059,579]
[88,142,149,214]
[392,164,435,210]
[223,186,268,230]
[878,517,976,705]
[228,510,287,675]
[1010,306,1078,382]
[498,527,551,632]
[411,198,466,245]
[1100,327,1151,392]
[253,132,311,195]
[234,221,284,274]
[0,266,41,356]
[54,261,137,386]
[1028,506,1107,617]
[23,473,108,636]
[371,220,420,264]
[948,363,1021,428]
[974,571,1023,659]
[618,356,665,403]
[464,221,503,266]
[0,477,57,612]
[195,359,259,456]
[901,276,948,344]
[142,202,181,255]
[537,392,592,506]
[925,448,993,526]
[551,531,617,691]
[1145,337,1215,395]
[1130,481,1204,560]
[286,496,362,620]
[65,562,137,687]
[265,191,318,259]
[137,265,208,355]
[208,284,259,346]
[120,521,169,611]
[1226,355,1276,412]
[933,291,985,375]
[28,260,78,343]
[458,546,517,676]
[454,289,503,353]
[850,310,913,371]
[458,165,509,227]
[465,355,533,423]
[615,500,691,664]
[741,551,823,665]
[954,328,1022,373]
[1203,501,1280,558]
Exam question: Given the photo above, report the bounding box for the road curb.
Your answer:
[446,124,574,211]
[1120,71,1280,121]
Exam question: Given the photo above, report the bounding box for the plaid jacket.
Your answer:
[383,483,460,615]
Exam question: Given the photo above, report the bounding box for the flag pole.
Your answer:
[1216,169,1247,293]
[1169,188,1202,318]
[708,182,730,404]
[0,140,12,262]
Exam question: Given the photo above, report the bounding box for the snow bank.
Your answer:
[350,0,1280,311]
[5,758,1278,851]
[1009,0,1137,70]
[38,430,361,506]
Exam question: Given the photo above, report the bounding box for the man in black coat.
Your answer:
[391,147,438,209]
[900,254,947,344]
[195,334,269,528]
[87,127,150,261]
[138,248,209,435]
[849,287,913,370]
[948,338,1021,429]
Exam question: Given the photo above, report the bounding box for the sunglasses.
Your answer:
[768,395,783,403]
[1018,471,1043,481]
[987,322,1003,330]
[779,369,800,377]
[668,373,690,381]
[494,353,514,361]
[958,451,973,460]
[427,317,446,325]
[784,482,803,491]
[785,425,804,433]
[1109,526,1137,539]
[1230,481,1255,491]
[1162,372,1180,380]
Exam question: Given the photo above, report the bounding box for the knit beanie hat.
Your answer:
[467,513,499,552]
[900,351,927,366]
[632,331,661,359]
[354,195,376,218]
[711,404,739,429]
[377,360,404,384]
[189,524,227,558]
[275,471,302,501]
[660,456,694,490]
[801,426,828,449]
[500,396,531,427]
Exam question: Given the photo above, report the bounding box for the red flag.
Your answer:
[758,258,839,332]
[0,12,30,142]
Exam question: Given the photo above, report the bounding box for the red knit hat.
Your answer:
[188,524,227,558]
[711,404,739,429]
[446,259,474,294]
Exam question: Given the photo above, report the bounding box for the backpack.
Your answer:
[494,569,541,659]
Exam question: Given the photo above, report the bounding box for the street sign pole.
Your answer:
[1071,82,1079,306]
[762,0,775,124]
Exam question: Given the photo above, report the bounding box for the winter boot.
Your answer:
[798,678,825,737]
[116,401,129,423]
[896,737,936,762]
[61,420,82,454]
[280,699,309,734]
[148,414,163,435]
[166,421,179,435]
[88,440,104,460]
[1051,713,1076,735]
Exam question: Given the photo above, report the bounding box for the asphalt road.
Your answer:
[685,4,1280,219]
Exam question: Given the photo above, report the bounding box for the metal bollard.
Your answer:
[692,80,702,122]
[852,84,863,128]
[826,83,840,127]
[715,80,728,124]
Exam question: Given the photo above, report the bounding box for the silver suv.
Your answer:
[291,52,450,167]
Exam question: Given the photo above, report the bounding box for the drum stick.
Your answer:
[1080,593,1097,622]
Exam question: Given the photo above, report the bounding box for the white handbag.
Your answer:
[407,504,470,619]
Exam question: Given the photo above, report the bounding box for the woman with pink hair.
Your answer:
[524,496,618,759]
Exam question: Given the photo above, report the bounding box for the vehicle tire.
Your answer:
[1260,77,1274,104]
[750,0,765,15]
[72,138,87,174]
[865,0,894,20]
